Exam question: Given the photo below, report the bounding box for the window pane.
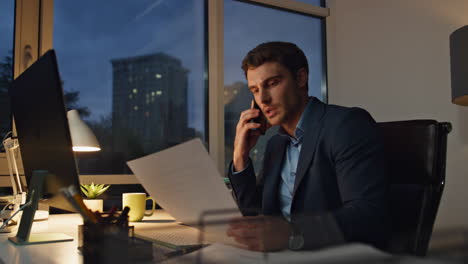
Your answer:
[54,1,207,174]
[224,0,326,173]
[0,0,14,142]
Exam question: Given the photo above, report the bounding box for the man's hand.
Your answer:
[226,216,291,252]
[232,106,264,172]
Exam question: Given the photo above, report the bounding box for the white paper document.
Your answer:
[127,138,241,226]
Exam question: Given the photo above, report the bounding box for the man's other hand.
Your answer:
[226,216,291,252]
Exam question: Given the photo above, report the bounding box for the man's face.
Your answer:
[247,62,306,127]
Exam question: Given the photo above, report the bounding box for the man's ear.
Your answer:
[296,68,308,91]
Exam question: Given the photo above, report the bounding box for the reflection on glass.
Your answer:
[54,0,206,174]
[0,0,14,141]
[224,0,325,173]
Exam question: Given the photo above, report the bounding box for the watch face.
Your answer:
[289,234,304,250]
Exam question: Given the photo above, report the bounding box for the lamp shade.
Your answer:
[67,110,101,152]
[450,25,468,106]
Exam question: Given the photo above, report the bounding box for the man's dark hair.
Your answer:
[241,42,309,80]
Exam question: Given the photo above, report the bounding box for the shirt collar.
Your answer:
[278,98,314,145]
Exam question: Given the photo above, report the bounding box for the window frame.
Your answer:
[0,0,53,182]
[0,0,329,186]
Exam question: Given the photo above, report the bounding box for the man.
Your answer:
[226,42,389,252]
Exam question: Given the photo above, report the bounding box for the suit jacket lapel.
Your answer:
[262,135,288,213]
[293,98,326,196]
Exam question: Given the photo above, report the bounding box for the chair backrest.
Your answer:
[377,120,451,256]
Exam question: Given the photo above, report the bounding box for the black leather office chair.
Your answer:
[378,120,452,256]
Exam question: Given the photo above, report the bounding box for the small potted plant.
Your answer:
[80,182,110,212]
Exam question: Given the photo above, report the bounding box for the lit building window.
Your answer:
[156,91,162,95]
[151,92,155,96]
[133,88,138,94]
[134,105,139,111]
[155,74,162,79]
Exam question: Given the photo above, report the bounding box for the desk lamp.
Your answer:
[67,110,101,152]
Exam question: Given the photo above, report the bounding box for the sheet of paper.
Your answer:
[127,138,241,227]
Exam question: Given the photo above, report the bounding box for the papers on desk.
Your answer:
[127,138,241,237]
[162,243,393,264]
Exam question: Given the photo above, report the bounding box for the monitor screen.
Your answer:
[9,49,80,212]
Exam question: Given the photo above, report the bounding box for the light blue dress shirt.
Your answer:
[232,100,313,221]
[277,101,313,221]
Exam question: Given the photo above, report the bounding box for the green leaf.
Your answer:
[96,185,110,197]
[80,182,110,199]
[80,185,90,198]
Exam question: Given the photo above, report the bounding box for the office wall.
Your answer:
[326,0,468,229]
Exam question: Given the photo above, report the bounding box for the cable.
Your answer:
[1,200,14,212]
[0,190,35,230]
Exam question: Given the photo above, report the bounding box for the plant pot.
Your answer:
[83,199,103,212]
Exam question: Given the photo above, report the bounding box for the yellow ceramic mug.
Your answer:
[122,193,155,222]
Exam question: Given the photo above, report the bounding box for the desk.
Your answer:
[0,213,83,264]
[0,211,462,264]
[0,210,202,264]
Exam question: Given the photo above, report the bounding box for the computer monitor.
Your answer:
[8,49,81,212]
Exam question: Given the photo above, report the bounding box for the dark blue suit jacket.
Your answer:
[228,97,389,249]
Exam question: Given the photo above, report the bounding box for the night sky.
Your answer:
[0,1,14,66]
[1,0,324,134]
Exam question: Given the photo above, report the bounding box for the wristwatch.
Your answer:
[288,223,304,250]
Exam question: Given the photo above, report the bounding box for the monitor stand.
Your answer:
[8,170,73,245]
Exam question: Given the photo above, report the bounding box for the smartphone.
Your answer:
[251,99,267,135]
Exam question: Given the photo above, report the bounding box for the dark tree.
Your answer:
[0,52,13,140]
[63,88,91,118]
[0,52,13,91]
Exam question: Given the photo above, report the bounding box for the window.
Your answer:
[53,0,207,174]
[0,0,15,142]
[6,0,328,183]
[224,0,327,173]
